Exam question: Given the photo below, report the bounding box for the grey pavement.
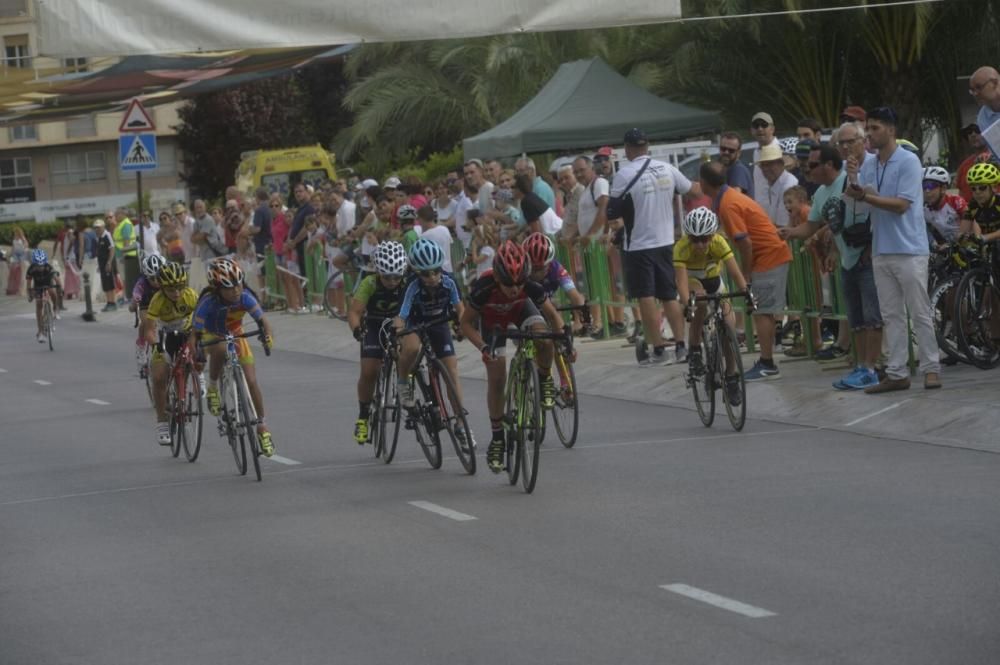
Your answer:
[2,295,1000,664]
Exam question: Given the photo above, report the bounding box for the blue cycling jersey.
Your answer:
[192,290,264,335]
[398,273,461,322]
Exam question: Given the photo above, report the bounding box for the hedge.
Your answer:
[0,221,65,247]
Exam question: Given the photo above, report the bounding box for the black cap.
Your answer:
[623,128,648,146]
[795,139,818,160]
[867,106,899,126]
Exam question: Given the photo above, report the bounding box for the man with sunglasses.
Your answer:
[750,111,778,207]
[717,131,753,197]
[970,66,1000,145]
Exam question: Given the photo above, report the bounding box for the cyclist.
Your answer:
[961,162,1000,242]
[131,254,166,371]
[190,258,276,457]
[25,248,60,343]
[459,240,567,473]
[393,238,466,415]
[675,207,751,406]
[522,232,591,334]
[922,166,967,249]
[145,262,199,445]
[349,241,408,444]
[396,204,421,253]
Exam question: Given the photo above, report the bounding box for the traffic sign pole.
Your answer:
[137,171,143,257]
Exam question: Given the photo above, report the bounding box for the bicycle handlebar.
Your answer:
[396,315,456,338]
[555,302,592,325]
[691,290,751,303]
[197,327,271,357]
[487,324,572,358]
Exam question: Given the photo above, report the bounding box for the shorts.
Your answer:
[99,262,116,292]
[31,285,54,300]
[409,320,455,359]
[840,259,883,330]
[623,245,678,301]
[689,275,723,295]
[200,330,254,365]
[750,263,789,315]
[152,330,189,365]
[361,319,392,360]
[480,299,546,357]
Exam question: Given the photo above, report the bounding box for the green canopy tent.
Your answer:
[463,57,720,160]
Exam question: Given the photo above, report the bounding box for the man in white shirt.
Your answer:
[970,66,1000,137]
[573,156,609,241]
[331,191,356,238]
[750,111,779,202]
[611,128,702,365]
[755,142,799,226]
[417,207,453,273]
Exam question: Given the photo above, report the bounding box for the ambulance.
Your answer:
[234,145,336,201]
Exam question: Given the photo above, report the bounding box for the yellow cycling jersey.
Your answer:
[673,234,734,280]
[147,287,199,332]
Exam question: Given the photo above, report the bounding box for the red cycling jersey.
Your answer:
[468,271,548,330]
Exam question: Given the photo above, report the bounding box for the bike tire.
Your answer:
[504,360,521,486]
[551,351,579,448]
[167,378,183,458]
[953,267,1000,370]
[718,323,747,432]
[222,374,247,475]
[411,369,442,469]
[323,271,348,320]
[182,367,204,462]
[237,371,263,482]
[429,358,475,475]
[44,301,53,351]
[692,321,716,427]
[930,276,965,365]
[378,357,402,463]
[370,361,385,459]
[519,359,543,494]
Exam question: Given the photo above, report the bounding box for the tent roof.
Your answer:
[463,58,719,159]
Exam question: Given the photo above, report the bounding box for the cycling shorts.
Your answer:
[201,330,254,366]
[152,331,190,365]
[480,299,546,357]
[361,318,392,360]
[409,320,455,359]
[690,275,723,296]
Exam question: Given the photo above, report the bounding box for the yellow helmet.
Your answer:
[967,162,1000,186]
[157,261,188,287]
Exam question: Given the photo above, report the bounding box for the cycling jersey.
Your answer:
[537,260,576,298]
[147,287,198,332]
[924,194,967,244]
[468,272,548,328]
[354,274,405,320]
[965,194,1000,235]
[132,274,159,309]
[673,234,734,280]
[26,263,57,289]
[192,290,264,336]
[398,274,461,323]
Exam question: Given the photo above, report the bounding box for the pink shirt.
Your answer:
[271,213,288,255]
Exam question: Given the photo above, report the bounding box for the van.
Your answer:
[235,145,336,201]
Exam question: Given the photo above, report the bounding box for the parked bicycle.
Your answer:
[952,240,1000,370]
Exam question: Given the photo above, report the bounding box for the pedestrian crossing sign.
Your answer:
[119,133,158,172]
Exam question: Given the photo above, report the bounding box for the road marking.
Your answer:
[660,584,777,618]
[85,399,111,406]
[575,427,817,451]
[0,367,7,373]
[408,501,478,522]
[265,454,301,466]
[33,380,52,386]
[845,399,910,427]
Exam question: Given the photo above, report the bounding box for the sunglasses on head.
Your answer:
[751,120,770,129]
[418,268,442,278]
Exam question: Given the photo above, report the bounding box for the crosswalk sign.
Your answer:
[119,133,157,172]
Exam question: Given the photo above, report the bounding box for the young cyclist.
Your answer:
[393,238,466,421]
[190,258,276,457]
[674,207,751,407]
[25,249,60,343]
[397,204,421,253]
[145,262,199,445]
[522,232,590,334]
[961,162,1000,241]
[348,241,408,444]
[922,166,967,248]
[131,254,166,371]
[459,240,566,473]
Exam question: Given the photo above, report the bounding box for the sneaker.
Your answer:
[841,367,879,390]
[832,366,864,390]
[257,426,274,457]
[688,348,704,376]
[354,418,369,445]
[36,332,45,343]
[783,341,808,357]
[198,372,207,398]
[674,344,688,364]
[743,360,779,381]
[609,321,628,338]
[640,347,672,366]
[864,375,910,394]
[724,375,742,406]
[589,327,608,340]
[156,421,171,446]
[540,373,556,409]
[399,379,415,408]
[486,435,505,473]
[116,297,127,307]
[626,322,642,344]
[206,385,221,416]
[101,303,117,312]
[54,312,61,321]
[814,345,848,362]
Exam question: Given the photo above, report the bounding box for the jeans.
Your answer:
[872,254,940,379]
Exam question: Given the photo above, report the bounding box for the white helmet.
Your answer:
[922,165,950,186]
[778,137,799,156]
[683,207,719,237]
[373,241,407,276]
[141,253,167,278]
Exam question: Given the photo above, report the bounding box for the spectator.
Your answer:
[792,139,820,196]
[137,211,160,257]
[718,131,754,197]
[171,203,195,261]
[514,174,560,237]
[970,66,1000,142]
[700,161,793,380]
[470,221,498,278]
[330,190,357,241]
[796,117,823,142]
[463,158,495,214]
[157,212,183,263]
[484,159,503,185]
[557,164,583,243]
[243,186,272,292]
[844,106,940,392]
[94,219,117,310]
[288,181,317,283]
[751,111,779,201]
[417,205,453,273]
[78,216,98,292]
[112,207,137,300]
[756,142,799,227]
[956,123,991,202]
[223,199,245,253]
[515,157,556,209]
[431,179,457,228]
[453,180,478,249]
[5,225,27,296]
[612,128,699,365]
[190,198,226,275]
[839,106,867,124]
[592,147,614,179]
[53,219,79,302]
[404,176,428,209]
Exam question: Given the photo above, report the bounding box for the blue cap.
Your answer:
[623,128,648,146]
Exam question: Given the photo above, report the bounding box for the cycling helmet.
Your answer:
[141,253,167,278]
[207,257,244,288]
[922,166,950,186]
[967,162,1000,186]
[157,262,188,287]
[373,241,407,276]
[778,137,799,156]
[30,248,47,265]
[396,204,418,222]
[492,240,530,286]
[408,237,444,271]
[683,207,720,237]
[896,138,921,155]
[523,232,555,268]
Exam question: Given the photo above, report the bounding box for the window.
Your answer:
[66,115,96,138]
[3,34,30,68]
[63,57,88,73]
[51,151,106,185]
[9,124,36,141]
[0,1,28,19]
[0,157,32,189]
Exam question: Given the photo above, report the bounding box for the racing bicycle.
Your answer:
[162,331,204,462]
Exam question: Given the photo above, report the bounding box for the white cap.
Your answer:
[360,178,379,189]
[384,176,402,189]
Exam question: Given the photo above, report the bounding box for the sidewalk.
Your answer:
[5,293,997,455]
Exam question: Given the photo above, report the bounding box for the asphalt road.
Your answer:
[2,310,999,665]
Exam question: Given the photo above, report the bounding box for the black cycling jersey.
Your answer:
[966,194,1000,235]
[354,274,404,320]
[26,263,57,288]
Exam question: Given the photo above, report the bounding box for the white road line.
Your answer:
[265,454,301,466]
[33,380,52,386]
[844,399,910,427]
[85,399,111,406]
[408,501,478,522]
[0,367,8,373]
[660,584,777,618]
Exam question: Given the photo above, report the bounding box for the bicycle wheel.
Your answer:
[166,377,183,458]
[43,300,53,351]
[429,359,475,475]
[930,276,965,364]
[954,267,1000,370]
[718,322,747,431]
[323,270,348,320]
[691,321,716,427]
[377,358,401,464]
[551,351,579,448]
[412,371,442,469]
[182,367,203,462]
[221,373,247,475]
[503,360,522,486]
[236,370,263,481]
[518,359,543,494]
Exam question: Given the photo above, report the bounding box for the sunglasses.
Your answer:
[751,120,770,129]
[380,274,403,282]
[970,185,993,192]
[719,146,738,154]
[418,268,442,278]
[689,235,712,244]
[922,182,942,191]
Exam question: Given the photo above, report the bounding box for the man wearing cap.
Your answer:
[750,111,779,211]
[956,123,991,202]
[844,106,941,392]
[515,157,556,209]
[756,142,799,227]
[840,106,867,125]
[970,66,1000,136]
[717,131,753,197]
[93,218,117,311]
[593,147,614,179]
[792,139,820,196]
[611,127,701,365]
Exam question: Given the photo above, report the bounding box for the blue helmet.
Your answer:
[31,248,47,265]
[408,237,444,271]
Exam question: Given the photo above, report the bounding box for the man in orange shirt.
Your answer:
[700,162,792,380]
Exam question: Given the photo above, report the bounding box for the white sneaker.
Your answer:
[36,332,45,343]
[198,372,207,398]
[156,422,171,446]
[54,312,61,320]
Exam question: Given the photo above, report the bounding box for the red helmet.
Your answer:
[493,240,530,286]
[523,232,555,268]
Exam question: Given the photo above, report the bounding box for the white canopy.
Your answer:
[37,0,682,57]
